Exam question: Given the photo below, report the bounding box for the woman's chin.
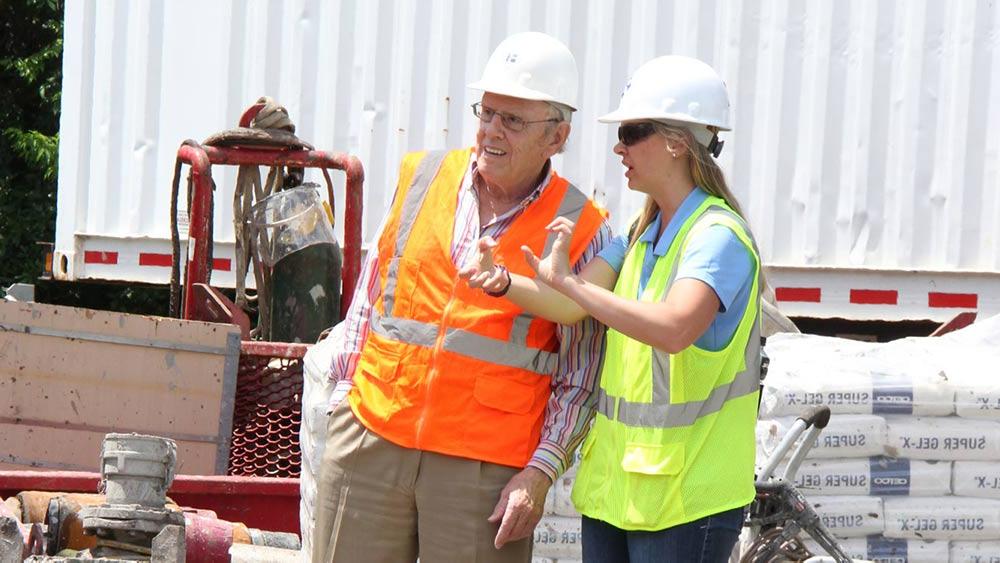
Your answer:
[624,178,645,193]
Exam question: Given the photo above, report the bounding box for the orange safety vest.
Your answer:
[348,148,607,467]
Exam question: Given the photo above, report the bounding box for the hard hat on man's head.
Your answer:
[467,32,579,111]
[600,56,731,149]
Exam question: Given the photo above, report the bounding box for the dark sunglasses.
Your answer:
[617,122,657,146]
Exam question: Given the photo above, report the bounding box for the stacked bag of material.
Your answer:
[533,450,584,563]
[757,315,1000,562]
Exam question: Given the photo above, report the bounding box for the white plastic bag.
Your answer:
[949,540,1000,562]
[953,461,1000,499]
[298,325,343,558]
[883,497,1000,540]
[807,495,885,537]
[757,415,887,460]
[803,536,947,563]
[790,457,951,496]
[533,516,583,560]
[885,416,1000,460]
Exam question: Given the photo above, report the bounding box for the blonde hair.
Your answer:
[627,122,747,248]
[626,122,766,291]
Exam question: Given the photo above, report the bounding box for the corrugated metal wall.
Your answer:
[57,0,1000,277]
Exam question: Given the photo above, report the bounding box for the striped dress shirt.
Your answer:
[329,152,612,481]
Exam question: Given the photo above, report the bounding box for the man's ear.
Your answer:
[547,121,571,155]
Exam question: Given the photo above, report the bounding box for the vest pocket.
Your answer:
[472,375,535,415]
[620,442,684,476]
[620,442,685,527]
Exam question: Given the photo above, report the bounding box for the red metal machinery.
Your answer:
[0,108,361,549]
[173,106,364,480]
[175,108,364,321]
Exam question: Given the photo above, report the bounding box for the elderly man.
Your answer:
[313,32,611,563]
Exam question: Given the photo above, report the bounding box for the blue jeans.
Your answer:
[581,506,745,563]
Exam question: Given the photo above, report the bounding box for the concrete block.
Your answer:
[151,524,185,563]
[0,516,24,563]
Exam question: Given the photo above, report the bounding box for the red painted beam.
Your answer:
[849,289,898,305]
[928,292,978,309]
[0,471,300,535]
[139,252,173,267]
[83,251,118,265]
[774,287,821,303]
[930,311,978,336]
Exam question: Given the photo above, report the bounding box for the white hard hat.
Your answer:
[600,56,731,151]
[468,32,579,111]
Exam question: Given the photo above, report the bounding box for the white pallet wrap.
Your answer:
[803,536,948,563]
[885,417,1000,461]
[758,415,888,460]
[948,540,1000,562]
[533,516,583,560]
[299,329,341,558]
[791,458,951,497]
[544,487,556,516]
[808,496,885,538]
[761,334,954,417]
[883,498,1000,541]
[552,472,578,518]
[947,352,1000,420]
[953,462,1000,500]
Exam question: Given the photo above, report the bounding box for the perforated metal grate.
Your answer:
[228,343,309,477]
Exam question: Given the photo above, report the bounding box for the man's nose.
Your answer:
[482,113,504,137]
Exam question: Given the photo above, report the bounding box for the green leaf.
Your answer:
[4,129,59,181]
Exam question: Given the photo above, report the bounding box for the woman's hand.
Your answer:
[458,236,510,295]
[522,217,576,290]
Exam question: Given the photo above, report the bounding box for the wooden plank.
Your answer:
[0,301,239,475]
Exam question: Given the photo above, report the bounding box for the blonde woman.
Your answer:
[461,56,761,562]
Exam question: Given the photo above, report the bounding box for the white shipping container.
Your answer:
[56,0,1000,321]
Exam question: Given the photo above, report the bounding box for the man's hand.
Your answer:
[488,466,552,549]
[458,236,508,294]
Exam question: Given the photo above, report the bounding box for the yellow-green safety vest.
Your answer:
[571,195,762,531]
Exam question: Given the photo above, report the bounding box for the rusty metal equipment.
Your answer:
[168,101,363,479]
[77,434,186,561]
[228,343,308,477]
[170,101,364,325]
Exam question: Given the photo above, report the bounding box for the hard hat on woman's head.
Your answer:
[600,56,730,154]
[467,32,579,111]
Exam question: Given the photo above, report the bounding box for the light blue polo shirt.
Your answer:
[597,188,756,351]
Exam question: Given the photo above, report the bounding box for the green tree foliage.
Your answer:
[1,0,169,314]
[0,0,62,287]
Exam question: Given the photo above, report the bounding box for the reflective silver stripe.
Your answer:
[444,329,557,375]
[369,313,557,375]
[542,182,589,258]
[596,389,615,419]
[596,348,760,428]
[595,204,762,429]
[510,314,533,346]
[383,150,448,317]
[649,206,759,396]
[371,313,437,347]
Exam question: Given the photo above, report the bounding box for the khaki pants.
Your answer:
[312,400,533,563]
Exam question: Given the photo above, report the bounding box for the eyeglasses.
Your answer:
[472,102,561,132]
[617,122,657,146]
